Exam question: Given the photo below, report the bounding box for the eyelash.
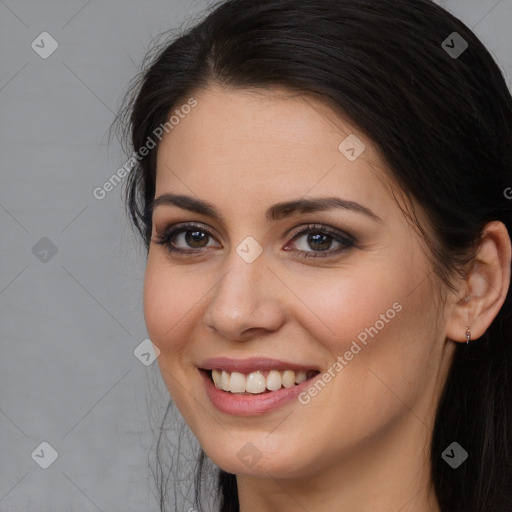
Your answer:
[153,222,356,259]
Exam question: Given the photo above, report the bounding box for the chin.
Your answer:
[203,437,310,478]
[212,455,302,478]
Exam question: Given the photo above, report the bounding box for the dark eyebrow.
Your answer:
[149,193,382,223]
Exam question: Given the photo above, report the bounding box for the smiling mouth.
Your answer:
[202,368,321,395]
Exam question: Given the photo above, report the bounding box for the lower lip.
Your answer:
[200,370,318,416]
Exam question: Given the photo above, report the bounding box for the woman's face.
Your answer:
[144,84,456,479]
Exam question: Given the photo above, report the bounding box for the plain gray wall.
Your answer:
[1,1,511,511]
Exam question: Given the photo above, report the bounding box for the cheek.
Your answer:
[142,260,206,422]
[287,262,408,350]
[142,259,201,355]
[270,279,435,474]
[288,262,435,417]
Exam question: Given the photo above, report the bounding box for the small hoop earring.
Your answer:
[465,326,471,345]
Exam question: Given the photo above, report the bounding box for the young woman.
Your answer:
[119,0,512,510]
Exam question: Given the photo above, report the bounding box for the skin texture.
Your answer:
[143,83,511,512]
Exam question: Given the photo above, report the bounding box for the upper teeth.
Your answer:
[211,369,308,394]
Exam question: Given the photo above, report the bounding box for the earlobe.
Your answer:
[445,220,511,344]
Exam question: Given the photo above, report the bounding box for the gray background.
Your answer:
[1,1,511,511]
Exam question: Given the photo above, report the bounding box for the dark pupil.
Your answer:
[186,230,208,248]
[308,233,331,251]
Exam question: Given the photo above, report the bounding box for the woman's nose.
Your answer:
[202,252,286,341]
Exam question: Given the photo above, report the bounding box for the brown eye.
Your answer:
[153,223,219,255]
[286,224,356,258]
[184,230,210,248]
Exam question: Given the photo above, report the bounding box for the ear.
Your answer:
[445,220,511,343]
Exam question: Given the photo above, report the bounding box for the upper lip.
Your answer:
[199,357,321,374]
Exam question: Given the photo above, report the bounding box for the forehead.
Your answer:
[158,84,365,158]
[154,84,396,221]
